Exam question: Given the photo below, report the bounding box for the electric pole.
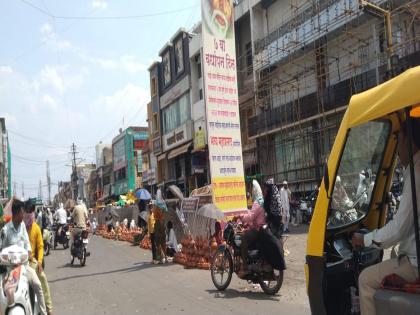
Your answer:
[46,160,51,205]
[38,180,43,202]
[70,143,79,200]
[13,182,17,197]
[21,182,24,200]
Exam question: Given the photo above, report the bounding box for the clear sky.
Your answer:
[0,0,201,200]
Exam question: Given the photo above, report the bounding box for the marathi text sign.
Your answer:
[201,0,246,212]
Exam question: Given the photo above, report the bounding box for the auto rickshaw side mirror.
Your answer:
[324,165,330,199]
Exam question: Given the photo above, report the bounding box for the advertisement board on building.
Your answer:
[201,0,246,213]
[113,138,126,171]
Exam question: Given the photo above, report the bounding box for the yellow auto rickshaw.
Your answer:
[305,66,420,314]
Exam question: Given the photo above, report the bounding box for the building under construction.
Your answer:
[234,0,420,192]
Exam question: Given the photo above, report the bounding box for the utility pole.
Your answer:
[13,182,17,197]
[70,143,79,200]
[46,160,51,205]
[21,182,24,200]
[38,180,43,202]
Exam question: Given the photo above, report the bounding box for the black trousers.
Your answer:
[241,229,260,266]
[166,247,176,257]
[150,233,157,260]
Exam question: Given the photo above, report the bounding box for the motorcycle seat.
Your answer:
[248,250,259,257]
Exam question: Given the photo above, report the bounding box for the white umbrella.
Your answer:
[168,185,184,200]
[197,204,224,220]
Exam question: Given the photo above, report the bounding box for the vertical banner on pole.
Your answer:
[201,0,246,213]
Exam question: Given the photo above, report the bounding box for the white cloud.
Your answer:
[120,55,148,74]
[91,83,150,139]
[92,0,108,9]
[39,65,65,94]
[0,66,13,74]
[40,23,73,51]
[42,94,59,112]
[79,53,147,75]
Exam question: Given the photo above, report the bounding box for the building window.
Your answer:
[199,89,203,100]
[152,113,159,134]
[175,37,184,75]
[246,42,253,75]
[162,93,191,134]
[162,51,171,87]
[114,167,126,181]
[150,77,157,96]
[197,59,202,78]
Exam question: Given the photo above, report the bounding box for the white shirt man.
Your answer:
[353,119,420,315]
[280,181,291,232]
[53,204,67,225]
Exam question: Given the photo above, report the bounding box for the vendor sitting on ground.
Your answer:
[166,221,178,258]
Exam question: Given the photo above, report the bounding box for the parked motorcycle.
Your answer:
[0,245,42,315]
[210,221,284,295]
[43,227,53,256]
[53,223,70,249]
[70,229,90,266]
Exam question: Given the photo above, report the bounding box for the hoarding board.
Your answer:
[113,138,126,171]
[201,0,246,212]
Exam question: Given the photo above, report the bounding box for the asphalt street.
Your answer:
[45,235,310,315]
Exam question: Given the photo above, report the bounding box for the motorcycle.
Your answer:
[0,245,42,315]
[53,223,70,250]
[210,221,284,295]
[43,227,53,256]
[70,229,90,266]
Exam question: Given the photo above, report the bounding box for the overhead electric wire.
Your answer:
[8,130,69,149]
[20,0,199,20]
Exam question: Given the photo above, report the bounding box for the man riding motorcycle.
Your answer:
[71,201,89,244]
[53,202,68,239]
[24,201,53,315]
[234,180,266,278]
[0,199,47,315]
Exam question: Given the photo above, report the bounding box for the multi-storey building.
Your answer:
[234,0,420,192]
[111,126,148,195]
[151,28,196,195]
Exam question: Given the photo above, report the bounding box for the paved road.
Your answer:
[45,236,310,314]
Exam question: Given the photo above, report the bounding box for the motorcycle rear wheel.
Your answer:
[80,248,86,266]
[44,243,50,256]
[211,248,233,291]
[259,269,283,295]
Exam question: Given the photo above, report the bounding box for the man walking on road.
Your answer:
[280,181,291,233]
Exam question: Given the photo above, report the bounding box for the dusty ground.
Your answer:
[46,225,311,314]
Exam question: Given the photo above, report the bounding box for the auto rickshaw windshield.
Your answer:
[327,120,391,229]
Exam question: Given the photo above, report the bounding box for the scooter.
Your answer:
[43,226,53,256]
[0,245,42,315]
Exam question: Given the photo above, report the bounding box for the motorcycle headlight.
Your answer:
[19,253,28,264]
[0,254,9,263]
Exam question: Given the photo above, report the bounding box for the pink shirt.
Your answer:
[240,201,266,230]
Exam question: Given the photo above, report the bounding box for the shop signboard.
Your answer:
[201,0,246,213]
[113,138,126,171]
